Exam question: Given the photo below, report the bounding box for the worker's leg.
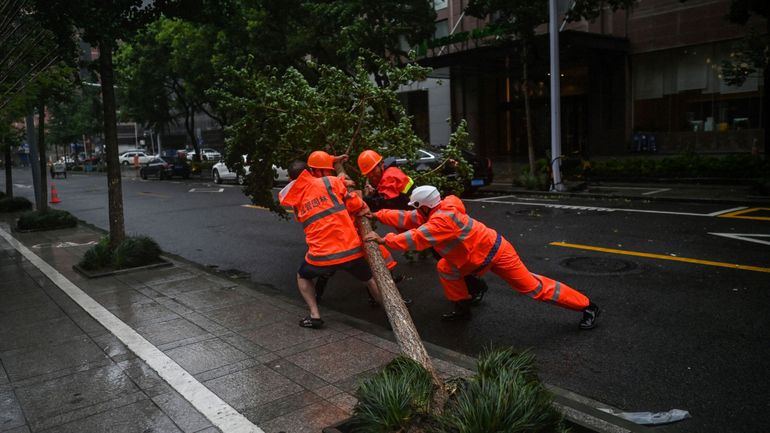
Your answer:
[378,245,397,271]
[296,273,321,319]
[296,260,336,328]
[341,257,383,305]
[489,238,590,311]
[438,259,472,321]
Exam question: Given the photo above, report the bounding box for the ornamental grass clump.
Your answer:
[351,356,435,433]
[79,235,162,271]
[0,196,32,212]
[17,209,77,231]
[113,236,162,269]
[437,348,567,433]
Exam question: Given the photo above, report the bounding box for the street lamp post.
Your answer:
[549,0,565,192]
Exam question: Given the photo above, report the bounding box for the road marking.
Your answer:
[717,207,770,221]
[242,204,293,213]
[189,188,224,193]
[709,232,770,246]
[13,183,32,188]
[641,188,671,196]
[466,198,741,217]
[707,206,748,217]
[138,192,169,198]
[0,227,265,433]
[550,241,770,273]
[32,241,97,249]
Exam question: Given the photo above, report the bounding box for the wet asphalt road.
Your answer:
[4,169,769,433]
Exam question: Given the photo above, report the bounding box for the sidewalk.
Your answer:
[0,217,650,433]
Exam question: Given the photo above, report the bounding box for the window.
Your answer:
[434,19,449,39]
[434,0,447,11]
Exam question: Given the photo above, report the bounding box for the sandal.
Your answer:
[299,316,324,329]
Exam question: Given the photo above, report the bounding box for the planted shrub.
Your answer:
[351,356,434,433]
[113,235,162,269]
[0,196,32,212]
[17,209,77,231]
[79,237,112,271]
[79,235,162,271]
[436,348,567,433]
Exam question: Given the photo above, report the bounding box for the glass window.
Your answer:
[434,19,449,39]
[434,0,447,11]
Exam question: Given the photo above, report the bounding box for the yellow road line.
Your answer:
[717,207,770,221]
[550,241,770,274]
[241,204,293,213]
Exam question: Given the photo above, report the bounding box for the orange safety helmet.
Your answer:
[357,149,383,175]
[307,150,334,170]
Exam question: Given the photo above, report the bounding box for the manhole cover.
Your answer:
[561,256,637,274]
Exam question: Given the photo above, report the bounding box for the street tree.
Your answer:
[47,83,103,158]
[30,0,165,249]
[116,17,220,160]
[465,0,636,175]
[717,0,769,154]
[303,0,436,86]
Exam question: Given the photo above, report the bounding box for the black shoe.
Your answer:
[579,303,600,330]
[466,276,488,306]
[441,300,472,322]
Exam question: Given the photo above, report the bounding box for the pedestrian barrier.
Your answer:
[50,183,61,204]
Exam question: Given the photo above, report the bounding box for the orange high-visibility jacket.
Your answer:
[374,195,499,272]
[279,170,366,266]
[377,166,414,199]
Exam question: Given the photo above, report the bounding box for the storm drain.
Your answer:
[560,256,638,275]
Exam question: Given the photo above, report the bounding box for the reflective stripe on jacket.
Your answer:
[279,170,365,266]
[375,195,500,272]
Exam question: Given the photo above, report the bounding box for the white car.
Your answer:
[186,148,222,161]
[119,151,152,166]
[212,155,288,185]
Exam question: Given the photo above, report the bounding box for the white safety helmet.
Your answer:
[408,185,441,209]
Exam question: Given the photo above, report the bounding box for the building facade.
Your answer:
[411,0,764,159]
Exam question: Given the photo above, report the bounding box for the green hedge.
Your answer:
[0,197,32,212]
[17,209,77,231]
[574,154,769,179]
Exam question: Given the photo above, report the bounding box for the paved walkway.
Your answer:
[0,209,664,433]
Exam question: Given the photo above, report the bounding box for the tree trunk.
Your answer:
[4,144,12,197]
[99,38,126,249]
[37,103,48,211]
[334,161,449,413]
[522,46,535,175]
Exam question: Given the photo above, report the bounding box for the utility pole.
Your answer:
[549,0,565,192]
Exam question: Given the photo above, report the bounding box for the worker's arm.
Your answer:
[381,216,456,252]
[373,209,424,230]
[332,176,365,214]
[363,194,410,212]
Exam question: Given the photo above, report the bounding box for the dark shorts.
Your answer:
[298,257,372,281]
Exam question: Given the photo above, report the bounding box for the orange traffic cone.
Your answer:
[50,182,61,204]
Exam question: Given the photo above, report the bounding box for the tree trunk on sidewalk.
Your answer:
[37,103,48,211]
[98,38,126,249]
[334,161,449,412]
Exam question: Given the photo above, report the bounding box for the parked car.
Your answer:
[392,148,493,189]
[119,151,152,166]
[212,155,288,185]
[186,148,222,161]
[139,156,191,180]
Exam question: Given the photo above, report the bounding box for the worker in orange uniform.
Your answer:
[358,149,489,305]
[279,151,382,328]
[363,185,600,329]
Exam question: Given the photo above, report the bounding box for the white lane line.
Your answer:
[188,188,224,193]
[707,206,748,217]
[709,232,770,246]
[0,228,265,433]
[641,188,671,196]
[467,199,718,217]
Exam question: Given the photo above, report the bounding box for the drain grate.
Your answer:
[560,256,638,274]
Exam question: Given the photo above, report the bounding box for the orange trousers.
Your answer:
[379,245,397,270]
[437,237,589,310]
